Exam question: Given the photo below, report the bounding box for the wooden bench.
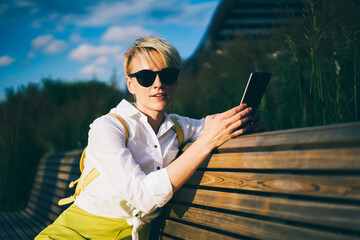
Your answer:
[151,122,360,239]
[0,122,359,239]
[0,150,82,240]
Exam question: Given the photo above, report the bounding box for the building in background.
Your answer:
[195,0,303,54]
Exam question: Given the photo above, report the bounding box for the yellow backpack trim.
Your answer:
[170,116,184,148]
[58,114,183,206]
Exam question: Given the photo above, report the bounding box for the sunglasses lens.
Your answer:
[135,70,156,87]
[130,68,179,87]
[159,68,179,85]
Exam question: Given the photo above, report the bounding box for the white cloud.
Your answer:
[0,55,15,67]
[0,4,8,15]
[31,34,53,49]
[69,44,121,61]
[31,34,67,55]
[16,0,38,14]
[61,0,146,27]
[44,40,67,54]
[61,0,217,27]
[69,33,85,43]
[102,26,152,43]
[27,50,36,59]
[78,64,106,76]
[93,56,108,65]
[16,0,34,7]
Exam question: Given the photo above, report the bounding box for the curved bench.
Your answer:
[1,122,359,240]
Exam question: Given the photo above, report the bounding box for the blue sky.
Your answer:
[0,0,220,100]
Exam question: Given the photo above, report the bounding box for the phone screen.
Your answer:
[240,72,272,112]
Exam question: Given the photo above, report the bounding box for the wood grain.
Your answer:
[158,219,241,240]
[173,188,360,231]
[201,148,360,170]
[165,204,357,240]
[218,122,360,152]
[186,171,360,200]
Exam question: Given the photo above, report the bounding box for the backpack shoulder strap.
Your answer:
[58,113,129,206]
[108,113,129,147]
[170,116,184,148]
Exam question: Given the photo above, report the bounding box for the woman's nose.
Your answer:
[152,74,162,88]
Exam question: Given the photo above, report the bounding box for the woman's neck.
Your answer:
[134,103,164,133]
[147,113,164,134]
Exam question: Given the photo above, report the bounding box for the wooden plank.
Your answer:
[187,171,360,200]
[27,193,63,218]
[202,148,360,170]
[173,188,360,231]
[0,214,13,240]
[217,122,360,152]
[14,211,45,237]
[165,204,358,240]
[158,219,241,240]
[1,212,34,239]
[0,212,22,239]
[24,207,52,227]
[38,164,78,173]
[41,150,82,160]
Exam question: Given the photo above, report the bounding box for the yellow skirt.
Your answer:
[35,204,151,240]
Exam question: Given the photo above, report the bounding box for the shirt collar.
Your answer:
[157,113,175,138]
[112,99,175,136]
[112,99,142,118]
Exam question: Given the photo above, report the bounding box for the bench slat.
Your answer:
[0,212,23,239]
[13,211,46,236]
[1,211,36,238]
[165,204,358,240]
[157,219,241,240]
[173,188,360,231]
[0,214,13,240]
[218,122,360,152]
[202,148,360,170]
[187,171,360,200]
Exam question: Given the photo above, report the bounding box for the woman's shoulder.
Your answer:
[89,114,128,136]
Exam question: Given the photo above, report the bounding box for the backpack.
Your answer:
[58,113,184,206]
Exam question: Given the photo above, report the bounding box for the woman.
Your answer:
[36,37,262,240]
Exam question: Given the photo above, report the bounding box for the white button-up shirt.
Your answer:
[74,99,204,222]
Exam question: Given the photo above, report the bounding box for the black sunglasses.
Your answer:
[128,68,179,87]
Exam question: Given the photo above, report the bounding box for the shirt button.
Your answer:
[154,145,158,148]
[157,166,161,170]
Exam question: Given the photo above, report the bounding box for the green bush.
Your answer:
[0,79,129,210]
[173,0,360,130]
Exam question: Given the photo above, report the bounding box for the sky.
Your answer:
[0,0,220,100]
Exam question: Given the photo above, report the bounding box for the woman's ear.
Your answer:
[126,76,136,95]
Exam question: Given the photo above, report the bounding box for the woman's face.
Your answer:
[126,50,178,117]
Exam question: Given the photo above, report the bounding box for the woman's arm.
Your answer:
[166,104,251,192]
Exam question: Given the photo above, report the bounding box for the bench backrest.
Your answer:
[152,122,360,239]
[25,150,81,226]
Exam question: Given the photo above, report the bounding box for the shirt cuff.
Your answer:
[143,168,173,210]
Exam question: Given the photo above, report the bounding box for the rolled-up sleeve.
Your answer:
[87,116,173,214]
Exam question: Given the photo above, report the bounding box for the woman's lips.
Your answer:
[151,93,167,99]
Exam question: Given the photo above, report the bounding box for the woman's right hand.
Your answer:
[198,104,252,150]
[167,104,252,192]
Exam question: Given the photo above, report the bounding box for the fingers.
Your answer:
[231,122,251,137]
[225,105,252,129]
[218,104,248,119]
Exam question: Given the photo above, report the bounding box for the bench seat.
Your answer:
[1,122,359,240]
[152,122,360,239]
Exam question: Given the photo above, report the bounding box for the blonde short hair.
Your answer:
[123,37,182,75]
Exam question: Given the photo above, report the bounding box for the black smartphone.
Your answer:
[240,72,272,112]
